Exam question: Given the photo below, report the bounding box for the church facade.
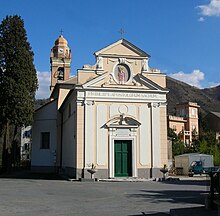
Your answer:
[31,35,169,179]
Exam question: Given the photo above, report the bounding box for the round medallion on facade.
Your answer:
[114,64,130,84]
[118,105,128,114]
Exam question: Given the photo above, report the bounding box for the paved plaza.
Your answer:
[0,176,213,216]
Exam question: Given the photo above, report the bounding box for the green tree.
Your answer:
[168,128,185,157]
[0,15,38,172]
[199,139,209,154]
[199,130,217,148]
[172,139,185,157]
[211,145,220,166]
[198,129,220,166]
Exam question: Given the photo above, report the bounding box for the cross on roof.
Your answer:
[60,29,64,36]
[118,28,125,38]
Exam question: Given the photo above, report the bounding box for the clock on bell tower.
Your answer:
[50,34,72,92]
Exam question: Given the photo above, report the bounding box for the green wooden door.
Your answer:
[114,140,132,177]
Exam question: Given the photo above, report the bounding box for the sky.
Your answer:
[1,0,220,99]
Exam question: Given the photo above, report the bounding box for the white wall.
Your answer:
[96,104,108,166]
[110,104,136,117]
[62,99,76,168]
[151,104,161,168]
[84,101,95,167]
[139,104,151,166]
[31,100,57,167]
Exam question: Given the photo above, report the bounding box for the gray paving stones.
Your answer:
[0,175,213,216]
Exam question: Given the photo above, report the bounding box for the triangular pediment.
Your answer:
[82,72,168,93]
[82,72,108,88]
[95,39,150,58]
[133,74,167,91]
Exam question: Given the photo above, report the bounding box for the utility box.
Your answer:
[174,153,214,175]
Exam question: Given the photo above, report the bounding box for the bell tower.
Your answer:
[50,34,72,92]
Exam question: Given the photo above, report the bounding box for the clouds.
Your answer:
[36,69,218,98]
[197,0,220,17]
[168,70,205,88]
[209,81,220,88]
[198,17,205,22]
[35,71,50,99]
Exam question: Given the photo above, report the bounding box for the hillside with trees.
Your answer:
[202,85,220,101]
[167,76,220,166]
[166,76,220,116]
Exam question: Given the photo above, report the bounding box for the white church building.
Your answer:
[31,35,169,179]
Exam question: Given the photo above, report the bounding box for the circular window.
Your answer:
[114,64,130,84]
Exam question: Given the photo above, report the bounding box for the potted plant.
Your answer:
[87,163,97,179]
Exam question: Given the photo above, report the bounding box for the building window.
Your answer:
[23,129,32,138]
[41,132,50,149]
[24,143,29,151]
[192,108,197,117]
[57,67,64,81]
[180,109,185,117]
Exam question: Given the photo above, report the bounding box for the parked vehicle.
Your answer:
[188,160,218,177]
[175,153,214,175]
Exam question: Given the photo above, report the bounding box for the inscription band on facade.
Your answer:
[86,91,165,100]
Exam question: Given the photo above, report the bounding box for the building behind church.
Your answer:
[204,111,220,143]
[31,35,169,179]
[168,102,200,144]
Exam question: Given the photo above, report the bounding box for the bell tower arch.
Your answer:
[50,34,72,92]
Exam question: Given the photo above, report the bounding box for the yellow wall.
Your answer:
[160,106,168,166]
[76,104,84,169]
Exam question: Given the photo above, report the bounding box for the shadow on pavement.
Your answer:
[170,206,217,216]
[160,177,210,186]
[128,189,206,205]
[129,212,169,216]
[0,170,66,180]
[128,189,216,216]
